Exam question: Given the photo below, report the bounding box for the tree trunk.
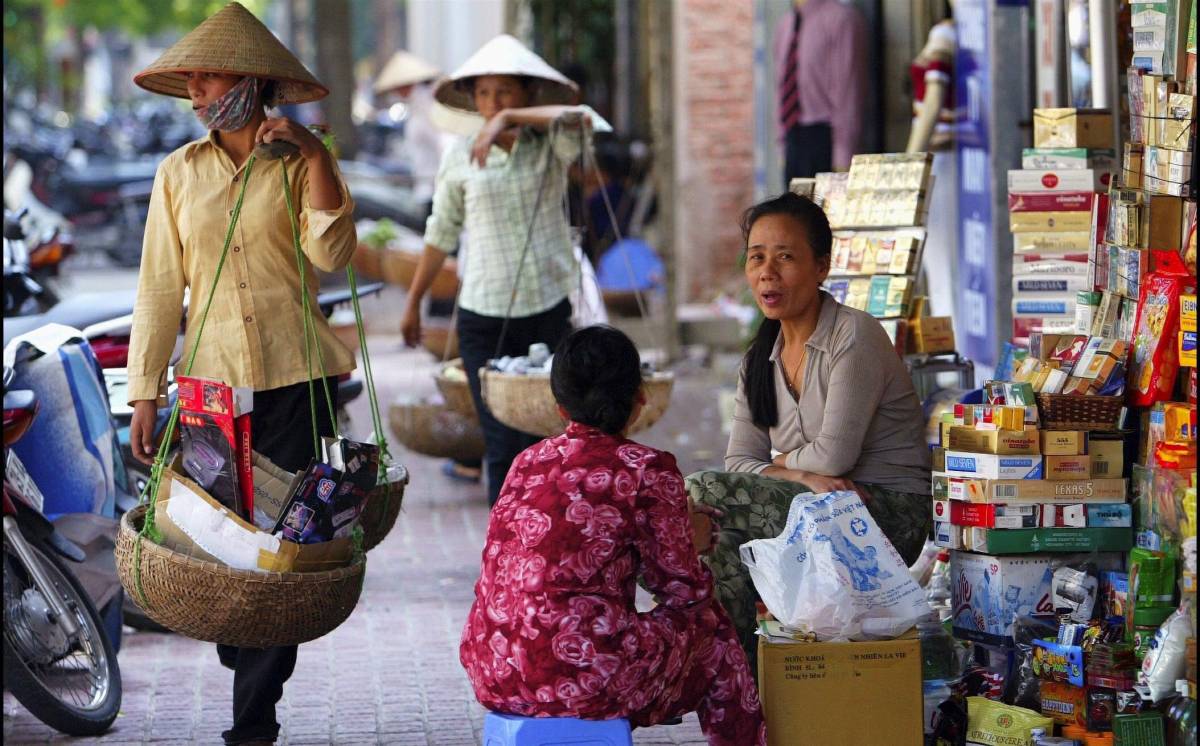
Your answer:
[313,0,357,158]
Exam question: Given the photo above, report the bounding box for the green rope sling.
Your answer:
[131,153,391,607]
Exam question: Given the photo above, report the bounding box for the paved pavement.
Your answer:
[4,280,736,745]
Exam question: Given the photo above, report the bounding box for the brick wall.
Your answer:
[674,0,756,303]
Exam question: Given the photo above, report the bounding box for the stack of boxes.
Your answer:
[1009,109,1117,346]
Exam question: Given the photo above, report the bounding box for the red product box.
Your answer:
[1008,191,1096,213]
[932,499,1040,528]
[177,376,254,520]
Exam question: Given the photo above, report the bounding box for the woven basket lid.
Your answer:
[433,34,577,113]
[374,50,440,94]
[134,2,327,105]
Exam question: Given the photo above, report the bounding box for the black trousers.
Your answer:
[783,122,833,182]
[217,377,336,745]
[457,299,572,505]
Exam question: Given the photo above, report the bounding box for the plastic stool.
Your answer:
[482,712,633,746]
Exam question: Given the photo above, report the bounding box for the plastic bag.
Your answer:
[1138,602,1194,702]
[965,697,1053,746]
[739,490,932,640]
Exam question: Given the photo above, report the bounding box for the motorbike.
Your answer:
[3,366,122,736]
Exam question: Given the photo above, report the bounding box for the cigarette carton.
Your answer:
[1041,431,1088,456]
[1086,504,1133,528]
[1032,109,1115,149]
[1182,330,1198,367]
[934,521,965,549]
[944,452,1044,480]
[933,499,1040,529]
[1088,438,1125,479]
[969,527,1133,554]
[1021,147,1117,172]
[947,427,1041,455]
[948,477,1127,504]
[1045,454,1094,481]
[1009,211,1094,233]
[1013,275,1093,294]
[1012,231,1093,254]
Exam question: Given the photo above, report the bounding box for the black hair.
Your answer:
[551,325,643,435]
[739,192,832,429]
[456,74,539,97]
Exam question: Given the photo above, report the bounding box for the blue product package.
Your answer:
[1032,639,1085,686]
[1087,504,1133,528]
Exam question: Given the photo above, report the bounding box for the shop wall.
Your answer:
[674,0,756,303]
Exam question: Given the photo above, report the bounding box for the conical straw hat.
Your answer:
[374,50,440,94]
[134,2,327,105]
[434,34,577,113]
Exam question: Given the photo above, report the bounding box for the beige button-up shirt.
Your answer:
[126,132,357,403]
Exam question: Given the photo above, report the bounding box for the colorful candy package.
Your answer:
[1129,269,1192,407]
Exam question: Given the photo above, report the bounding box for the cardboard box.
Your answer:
[1013,274,1092,294]
[949,552,1057,645]
[1013,295,1077,317]
[948,477,1127,504]
[154,466,353,574]
[1040,680,1088,727]
[1009,211,1094,233]
[911,316,956,354]
[758,633,923,746]
[1086,504,1133,528]
[933,521,965,549]
[1021,147,1117,172]
[1033,108,1115,149]
[932,498,1040,529]
[1045,454,1093,480]
[969,527,1133,554]
[947,427,1041,455]
[250,451,304,532]
[932,472,949,499]
[1089,438,1125,479]
[1146,194,1184,249]
[1040,430,1087,456]
[944,452,1043,480]
[1181,295,1197,333]
[1008,191,1096,213]
[1012,231,1093,254]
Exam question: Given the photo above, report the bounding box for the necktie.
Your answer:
[778,9,802,132]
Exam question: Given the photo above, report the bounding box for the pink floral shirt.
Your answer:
[460,422,716,717]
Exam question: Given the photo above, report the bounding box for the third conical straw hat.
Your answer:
[434,34,578,112]
[134,2,327,104]
[374,51,441,94]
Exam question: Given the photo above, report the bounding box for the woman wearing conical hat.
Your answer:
[126,4,356,743]
[400,34,592,507]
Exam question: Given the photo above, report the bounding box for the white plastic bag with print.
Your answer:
[740,490,932,641]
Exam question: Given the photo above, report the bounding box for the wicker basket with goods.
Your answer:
[434,359,476,417]
[389,398,486,460]
[1035,392,1125,431]
[480,368,674,438]
[116,505,364,647]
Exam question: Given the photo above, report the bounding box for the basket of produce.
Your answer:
[480,366,674,438]
[116,501,365,648]
[359,463,409,552]
[434,359,477,417]
[389,398,486,460]
[1035,393,1125,431]
[351,243,384,279]
[422,323,460,361]
[355,218,459,299]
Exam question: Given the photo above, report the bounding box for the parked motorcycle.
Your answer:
[4,208,57,316]
[3,366,122,736]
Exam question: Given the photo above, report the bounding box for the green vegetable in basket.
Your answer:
[362,218,399,250]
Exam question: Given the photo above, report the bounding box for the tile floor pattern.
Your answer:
[4,336,733,745]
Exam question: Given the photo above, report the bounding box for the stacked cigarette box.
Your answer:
[1009,109,1116,345]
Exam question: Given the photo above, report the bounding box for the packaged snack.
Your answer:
[1053,564,1099,622]
[966,697,1054,746]
[1129,271,1190,406]
[177,376,254,519]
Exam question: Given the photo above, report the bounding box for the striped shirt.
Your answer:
[424,117,589,318]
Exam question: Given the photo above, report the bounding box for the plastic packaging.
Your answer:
[740,490,931,640]
[1138,603,1194,702]
[1052,564,1099,622]
[965,696,1053,746]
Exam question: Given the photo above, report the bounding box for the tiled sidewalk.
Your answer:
[4,337,731,745]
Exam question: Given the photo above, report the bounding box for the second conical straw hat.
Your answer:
[433,34,577,112]
[134,2,327,105]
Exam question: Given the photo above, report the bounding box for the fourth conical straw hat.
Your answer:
[134,2,327,105]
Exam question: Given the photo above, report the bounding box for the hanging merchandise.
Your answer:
[115,150,406,648]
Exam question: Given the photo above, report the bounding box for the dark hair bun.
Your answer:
[551,326,642,435]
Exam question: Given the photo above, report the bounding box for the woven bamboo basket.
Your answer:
[378,249,460,300]
[388,400,485,460]
[1036,393,1124,431]
[359,465,409,552]
[422,324,460,361]
[434,359,477,418]
[351,243,384,279]
[480,370,674,438]
[115,506,364,648]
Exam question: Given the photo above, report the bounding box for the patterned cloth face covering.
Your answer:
[197,76,265,132]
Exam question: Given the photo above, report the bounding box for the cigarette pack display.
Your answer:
[932,499,1040,529]
[845,278,871,311]
[1013,231,1093,254]
[826,279,850,305]
[1182,294,1197,332]
[1086,504,1134,528]
[1088,192,1110,291]
[1013,275,1093,294]
[883,276,911,317]
[1182,330,1198,367]
[933,521,965,549]
[866,275,891,317]
[1013,295,1077,317]
[1124,143,1146,189]
[1128,69,1148,145]
[1155,81,1176,146]
[970,527,1133,554]
[1044,454,1093,481]
[944,452,1044,480]
[1009,211,1094,233]
[1022,147,1118,172]
[1012,316,1078,344]
[1162,93,1194,149]
[1008,191,1096,213]
[1032,109,1115,150]
[178,376,254,519]
[948,477,1127,504]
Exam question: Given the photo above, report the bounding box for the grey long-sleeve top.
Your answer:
[725,292,931,495]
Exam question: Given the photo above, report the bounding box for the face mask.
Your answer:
[196,76,263,132]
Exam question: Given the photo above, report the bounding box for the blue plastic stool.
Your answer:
[482,712,633,746]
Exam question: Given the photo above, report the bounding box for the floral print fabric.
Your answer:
[461,423,766,746]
